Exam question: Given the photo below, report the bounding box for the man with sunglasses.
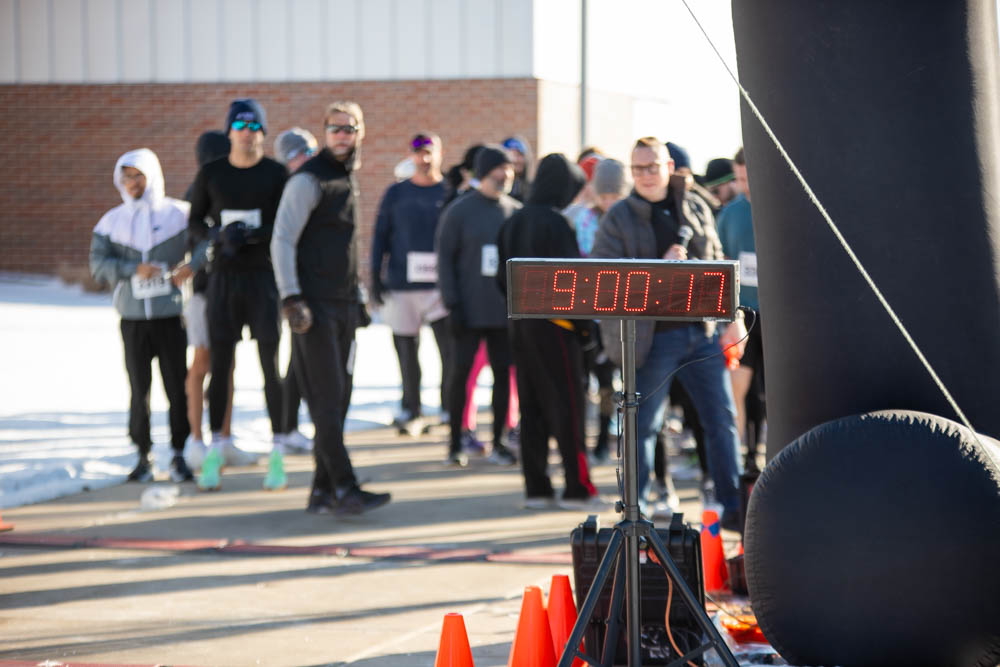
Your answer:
[591,136,745,531]
[187,98,289,491]
[370,133,452,436]
[271,101,391,517]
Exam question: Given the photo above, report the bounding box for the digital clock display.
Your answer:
[506,258,739,321]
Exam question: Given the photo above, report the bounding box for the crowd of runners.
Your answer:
[90,97,762,526]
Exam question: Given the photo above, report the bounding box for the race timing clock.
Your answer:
[506,258,740,321]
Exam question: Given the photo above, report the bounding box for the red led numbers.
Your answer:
[508,259,737,321]
[594,270,620,311]
[552,270,577,311]
[623,271,651,312]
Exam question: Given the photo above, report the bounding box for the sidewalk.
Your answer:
[0,423,724,666]
[0,276,733,666]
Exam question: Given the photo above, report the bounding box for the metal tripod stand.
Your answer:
[557,319,740,667]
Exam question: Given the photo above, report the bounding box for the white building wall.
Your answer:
[0,0,741,164]
[0,0,535,83]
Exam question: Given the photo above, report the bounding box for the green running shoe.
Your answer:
[263,449,287,491]
[197,448,222,491]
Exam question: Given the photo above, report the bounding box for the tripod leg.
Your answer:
[558,529,624,667]
[600,549,627,666]
[645,530,740,667]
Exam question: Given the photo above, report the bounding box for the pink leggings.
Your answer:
[464,341,519,431]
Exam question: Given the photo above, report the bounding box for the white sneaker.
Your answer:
[394,411,426,437]
[558,495,612,512]
[184,435,207,471]
[650,492,681,521]
[522,496,557,510]
[281,430,313,453]
[214,435,259,467]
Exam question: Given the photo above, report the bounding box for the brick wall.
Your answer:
[0,79,538,285]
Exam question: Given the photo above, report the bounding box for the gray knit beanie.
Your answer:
[593,158,627,196]
[273,127,318,165]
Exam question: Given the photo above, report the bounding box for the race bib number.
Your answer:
[739,251,758,288]
[481,244,499,277]
[220,208,262,229]
[131,263,171,299]
[406,251,438,283]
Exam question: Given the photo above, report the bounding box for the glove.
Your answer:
[370,278,385,307]
[220,221,249,258]
[448,306,467,337]
[282,295,313,334]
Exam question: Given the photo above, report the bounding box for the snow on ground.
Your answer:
[0,274,494,509]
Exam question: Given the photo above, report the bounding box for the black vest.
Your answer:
[295,148,359,302]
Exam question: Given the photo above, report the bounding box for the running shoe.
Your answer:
[522,496,557,510]
[461,430,486,455]
[306,489,336,514]
[218,437,259,467]
[394,410,426,437]
[197,448,223,491]
[169,454,194,482]
[127,457,153,482]
[184,435,207,471]
[334,485,391,516]
[559,494,611,511]
[486,445,517,466]
[444,451,469,467]
[262,449,287,490]
[281,430,313,453]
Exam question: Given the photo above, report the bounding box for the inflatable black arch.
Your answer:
[732,1,1000,663]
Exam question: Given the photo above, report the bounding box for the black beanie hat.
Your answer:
[474,144,511,180]
[225,98,268,135]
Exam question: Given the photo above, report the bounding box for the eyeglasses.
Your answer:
[326,124,359,135]
[411,135,434,150]
[630,162,663,176]
[121,171,145,182]
[231,120,262,132]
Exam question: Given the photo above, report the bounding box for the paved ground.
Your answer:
[0,424,730,667]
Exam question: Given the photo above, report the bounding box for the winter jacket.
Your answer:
[590,187,722,367]
[90,149,205,320]
[436,189,520,329]
[370,179,448,291]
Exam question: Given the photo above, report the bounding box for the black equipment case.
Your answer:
[570,513,706,665]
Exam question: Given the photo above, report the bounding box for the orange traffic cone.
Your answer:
[435,613,475,667]
[700,508,729,593]
[0,511,12,532]
[508,586,556,667]
[547,575,585,667]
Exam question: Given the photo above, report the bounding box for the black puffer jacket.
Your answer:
[496,153,586,294]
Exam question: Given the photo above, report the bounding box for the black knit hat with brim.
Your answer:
[703,157,734,187]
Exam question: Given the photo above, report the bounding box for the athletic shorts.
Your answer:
[205,269,280,344]
[740,312,764,375]
[183,292,210,349]
[381,289,449,336]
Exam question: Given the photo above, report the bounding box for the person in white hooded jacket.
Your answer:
[90,148,207,483]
